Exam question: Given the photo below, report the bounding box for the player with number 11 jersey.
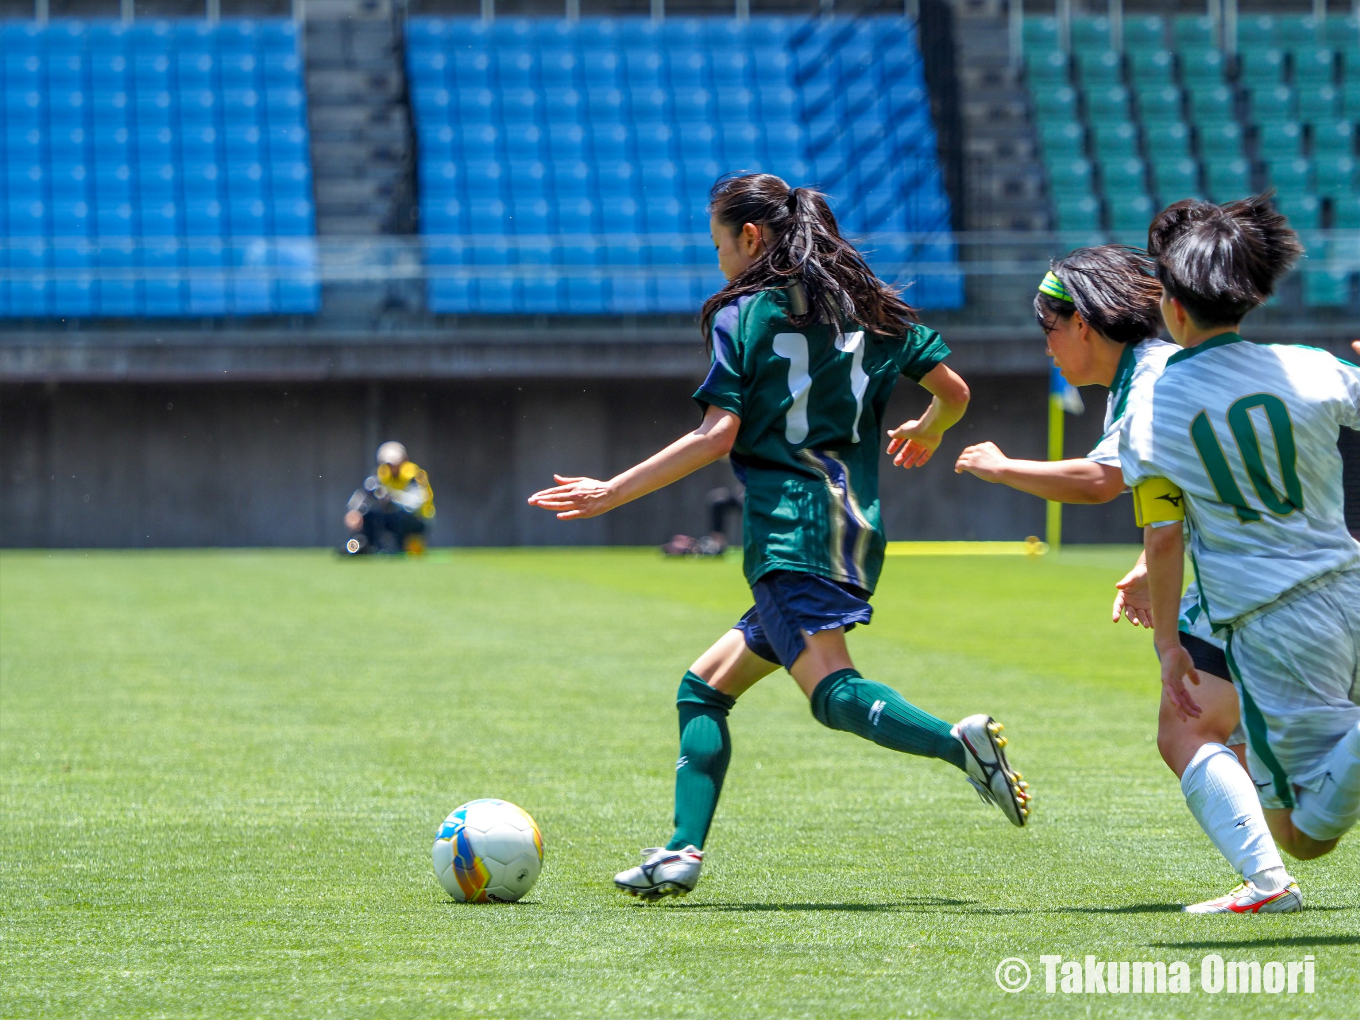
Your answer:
[697,288,949,594]
[529,174,1030,901]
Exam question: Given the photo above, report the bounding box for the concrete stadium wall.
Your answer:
[1,375,1140,548]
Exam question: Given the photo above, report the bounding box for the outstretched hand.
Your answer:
[1112,559,1153,628]
[886,419,942,469]
[526,475,619,520]
[954,441,1008,482]
[1160,644,1203,721]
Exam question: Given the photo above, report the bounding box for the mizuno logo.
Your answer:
[868,700,886,726]
[676,756,688,771]
[1157,493,1183,507]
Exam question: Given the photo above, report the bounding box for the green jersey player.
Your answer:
[528,174,1029,901]
[1123,195,1360,905]
[954,247,1294,912]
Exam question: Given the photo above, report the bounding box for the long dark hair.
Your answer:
[1147,192,1303,328]
[698,173,918,342]
[1033,245,1162,344]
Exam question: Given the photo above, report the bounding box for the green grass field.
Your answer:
[2,548,1356,1019]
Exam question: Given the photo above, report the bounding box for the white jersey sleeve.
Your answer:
[1086,338,1176,466]
[1119,336,1360,628]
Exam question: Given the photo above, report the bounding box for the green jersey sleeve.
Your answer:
[693,298,746,418]
[897,324,951,381]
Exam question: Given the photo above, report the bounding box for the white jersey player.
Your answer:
[954,247,1293,912]
[1122,196,1360,902]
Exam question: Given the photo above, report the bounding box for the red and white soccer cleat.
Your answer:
[614,846,704,901]
[1183,881,1303,914]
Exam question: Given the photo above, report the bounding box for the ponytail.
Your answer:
[1147,192,1303,328]
[699,173,918,343]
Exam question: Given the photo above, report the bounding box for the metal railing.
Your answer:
[2,231,1355,325]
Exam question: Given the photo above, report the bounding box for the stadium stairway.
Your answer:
[303,0,414,236]
[951,0,1048,231]
[302,0,422,316]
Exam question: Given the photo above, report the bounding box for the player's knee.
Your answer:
[1279,833,1337,860]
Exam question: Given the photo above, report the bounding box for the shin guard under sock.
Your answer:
[1181,742,1286,881]
[810,668,966,771]
[666,672,735,851]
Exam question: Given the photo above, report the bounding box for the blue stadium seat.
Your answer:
[590,123,630,160]
[539,49,579,89]
[500,88,541,123]
[504,123,544,161]
[580,50,620,87]
[508,159,548,195]
[462,124,501,161]
[451,50,493,87]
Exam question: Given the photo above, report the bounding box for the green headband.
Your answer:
[1038,271,1072,303]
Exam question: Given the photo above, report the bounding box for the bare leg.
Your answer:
[689,628,780,700]
[1156,671,1243,778]
[1265,808,1340,860]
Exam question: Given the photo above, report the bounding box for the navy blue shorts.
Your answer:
[734,570,873,670]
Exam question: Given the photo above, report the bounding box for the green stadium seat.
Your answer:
[1297,85,1339,123]
[1205,157,1252,201]
[1046,157,1095,198]
[1144,120,1192,158]
[1101,157,1149,192]
[1024,16,1060,50]
[1071,17,1112,51]
[1130,49,1175,86]
[1276,192,1322,229]
[1026,49,1070,84]
[1039,121,1087,158]
[1109,192,1155,232]
[1189,85,1235,121]
[1199,122,1245,158]
[1240,47,1286,84]
[1292,47,1338,88]
[1237,15,1283,49]
[1275,15,1323,48]
[1325,15,1360,48]
[1249,84,1297,123]
[1267,157,1313,192]
[1315,155,1357,196]
[1303,267,1353,308]
[1342,81,1360,117]
[1085,85,1131,119]
[1173,15,1216,50]
[1336,193,1360,228]
[1179,48,1227,87]
[1123,16,1168,52]
[1136,84,1184,122]
[1091,121,1140,159]
[1054,193,1102,232]
[1033,84,1078,119]
[1343,48,1360,82]
[1151,157,1202,202]
[1258,120,1304,157]
[1312,118,1355,155]
[1077,50,1123,86]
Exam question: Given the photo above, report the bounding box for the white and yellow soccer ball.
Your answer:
[432,799,544,903]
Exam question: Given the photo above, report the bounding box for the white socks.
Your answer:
[1293,722,1360,842]
[1181,742,1287,884]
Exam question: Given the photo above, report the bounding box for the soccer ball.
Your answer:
[432,798,544,903]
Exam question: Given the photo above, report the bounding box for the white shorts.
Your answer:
[1226,570,1360,811]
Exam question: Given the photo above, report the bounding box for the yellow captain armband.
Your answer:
[1133,477,1186,527]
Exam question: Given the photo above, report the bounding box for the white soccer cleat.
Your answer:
[614,846,704,902]
[1183,881,1303,914]
[952,714,1030,827]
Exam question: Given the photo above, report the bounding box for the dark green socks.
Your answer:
[666,672,735,851]
[810,668,966,771]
